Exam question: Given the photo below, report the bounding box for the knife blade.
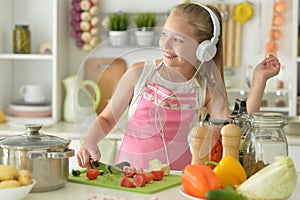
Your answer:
[90,160,130,174]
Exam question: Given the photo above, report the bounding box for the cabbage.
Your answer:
[237,156,298,200]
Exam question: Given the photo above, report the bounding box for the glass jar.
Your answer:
[243,112,288,177]
[13,25,31,53]
[207,119,229,168]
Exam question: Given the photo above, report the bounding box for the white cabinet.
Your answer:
[0,0,69,125]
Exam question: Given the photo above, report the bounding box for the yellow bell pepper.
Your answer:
[206,156,247,188]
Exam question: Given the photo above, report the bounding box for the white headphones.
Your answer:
[195,4,221,62]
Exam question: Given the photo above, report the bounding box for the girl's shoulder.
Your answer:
[127,59,161,77]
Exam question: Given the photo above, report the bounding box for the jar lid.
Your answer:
[0,124,70,150]
[251,112,285,124]
[15,24,29,28]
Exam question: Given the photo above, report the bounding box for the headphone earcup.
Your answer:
[196,40,217,62]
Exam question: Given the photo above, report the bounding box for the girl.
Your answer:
[76,3,280,170]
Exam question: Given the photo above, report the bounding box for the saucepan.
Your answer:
[283,116,300,135]
[0,124,74,192]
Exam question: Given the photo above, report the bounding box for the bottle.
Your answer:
[13,25,31,53]
[243,112,288,178]
[207,119,229,168]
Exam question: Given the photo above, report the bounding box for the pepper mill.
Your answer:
[191,125,210,164]
[221,124,242,161]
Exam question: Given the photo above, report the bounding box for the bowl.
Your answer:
[284,116,300,136]
[0,179,36,200]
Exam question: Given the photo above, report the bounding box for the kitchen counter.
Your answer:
[25,173,300,200]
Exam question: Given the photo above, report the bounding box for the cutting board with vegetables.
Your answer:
[68,173,182,194]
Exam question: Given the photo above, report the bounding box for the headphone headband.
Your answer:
[193,3,221,61]
[198,4,220,45]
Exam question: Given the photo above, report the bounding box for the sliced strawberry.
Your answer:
[151,170,164,181]
[133,174,146,187]
[143,173,154,183]
[86,169,99,180]
[120,176,136,188]
[123,166,136,178]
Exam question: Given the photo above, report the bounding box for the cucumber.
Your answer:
[206,188,244,200]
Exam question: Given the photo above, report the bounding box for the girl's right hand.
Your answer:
[76,142,101,169]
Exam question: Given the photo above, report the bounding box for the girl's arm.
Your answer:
[247,55,281,114]
[77,62,144,168]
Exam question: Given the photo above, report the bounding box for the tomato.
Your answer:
[86,169,99,180]
[123,166,136,178]
[133,174,146,187]
[120,176,136,188]
[151,170,164,181]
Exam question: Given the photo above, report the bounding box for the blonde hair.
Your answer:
[170,3,225,82]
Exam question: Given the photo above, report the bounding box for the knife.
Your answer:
[90,159,130,174]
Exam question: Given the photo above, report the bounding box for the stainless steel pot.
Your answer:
[0,124,74,192]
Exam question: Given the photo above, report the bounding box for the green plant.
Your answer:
[134,13,156,31]
[109,12,129,31]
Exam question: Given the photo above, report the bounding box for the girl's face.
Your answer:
[159,13,199,69]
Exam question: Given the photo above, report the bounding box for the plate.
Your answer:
[8,104,51,112]
[6,108,51,117]
[180,188,205,200]
[11,99,49,106]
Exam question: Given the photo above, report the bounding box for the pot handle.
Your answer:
[28,149,75,159]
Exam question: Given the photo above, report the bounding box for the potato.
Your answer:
[0,180,21,189]
[0,165,18,181]
[17,169,33,186]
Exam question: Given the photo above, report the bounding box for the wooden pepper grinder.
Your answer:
[221,124,242,161]
[191,125,210,164]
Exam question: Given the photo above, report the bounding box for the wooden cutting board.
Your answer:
[68,173,182,194]
[84,57,127,114]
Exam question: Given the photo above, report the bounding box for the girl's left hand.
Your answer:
[254,54,281,82]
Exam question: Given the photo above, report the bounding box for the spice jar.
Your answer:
[243,112,288,178]
[207,119,229,168]
[13,25,31,53]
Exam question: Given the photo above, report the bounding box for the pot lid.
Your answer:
[0,124,70,149]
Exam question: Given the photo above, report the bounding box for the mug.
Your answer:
[19,84,46,103]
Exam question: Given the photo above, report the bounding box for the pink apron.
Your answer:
[115,64,199,170]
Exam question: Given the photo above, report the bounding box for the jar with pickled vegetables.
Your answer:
[13,25,31,53]
[207,119,229,168]
[243,112,288,178]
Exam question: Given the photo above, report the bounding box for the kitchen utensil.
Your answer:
[0,179,36,200]
[284,116,300,135]
[68,172,181,194]
[90,160,130,174]
[216,4,241,67]
[63,75,101,122]
[84,57,126,114]
[0,124,74,192]
[19,84,46,104]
